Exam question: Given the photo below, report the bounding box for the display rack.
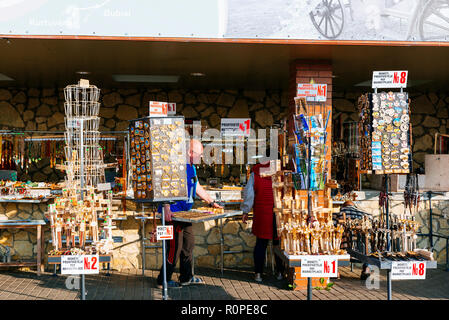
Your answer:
[418,191,449,271]
[0,220,46,275]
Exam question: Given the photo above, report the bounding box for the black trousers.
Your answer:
[157,221,194,285]
[253,213,284,274]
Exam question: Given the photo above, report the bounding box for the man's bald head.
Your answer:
[187,139,203,164]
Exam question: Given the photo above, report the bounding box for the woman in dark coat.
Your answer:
[241,161,285,282]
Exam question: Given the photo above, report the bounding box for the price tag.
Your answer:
[297,84,328,102]
[301,256,338,277]
[97,183,111,191]
[391,261,426,280]
[372,71,408,88]
[157,225,174,240]
[149,101,168,117]
[221,118,251,137]
[61,255,99,275]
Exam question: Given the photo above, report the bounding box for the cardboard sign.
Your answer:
[221,118,251,136]
[297,84,328,102]
[61,255,100,275]
[149,101,168,117]
[168,103,176,115]
[157,225,174,240]
[97,183,111,191]
[372,71,408,88]
[301,256,338,277]
[391,261,426,280]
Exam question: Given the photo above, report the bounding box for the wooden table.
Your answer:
[0,220,46,276]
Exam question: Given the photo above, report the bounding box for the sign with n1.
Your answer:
[97,183,111,191]
[149,101,168,117]
[61,255,100,275]
[157,225,174,240]
[391,261,426,280]
[301,256,338,277]
[372,71,408,88]
[221,118,251,137]
[297,84,328,102]
[168,103,176,115]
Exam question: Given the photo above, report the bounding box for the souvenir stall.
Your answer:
[348,88,437,300]
[272,96,350,299]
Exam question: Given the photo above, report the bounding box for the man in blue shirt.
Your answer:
[156,139,222,287]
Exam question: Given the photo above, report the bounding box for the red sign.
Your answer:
[167,102,176,115]
[297,84,328,102]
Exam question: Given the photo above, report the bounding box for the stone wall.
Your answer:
[0,86,448,270]
[0,202,50,261]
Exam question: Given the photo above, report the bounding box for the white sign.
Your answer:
[61,255,100,275]
[149,101,168,117]
[97,183,111,191]
[221,118,251,137]
[157,225,174,240]
[391,261,426,280]
[97,182,111,191]
[372,71,408,88]
[168,103,176,115]
[301,256,338,278]
[297,84,328,102]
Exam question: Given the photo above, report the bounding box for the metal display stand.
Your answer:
[0,220,46,275]
[274,247,350,299]
[418,191,449,271]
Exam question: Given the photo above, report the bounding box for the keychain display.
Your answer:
[129,116,188,201]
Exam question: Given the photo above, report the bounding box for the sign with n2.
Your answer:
[167,103,176,115]
[157,225,174,240]
[61,255,99,275]
[221,118,251,137]
[372,71,408,88]
[301,257,338,277]
[391,261,426,280]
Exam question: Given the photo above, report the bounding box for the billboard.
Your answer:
[0,0,448,42]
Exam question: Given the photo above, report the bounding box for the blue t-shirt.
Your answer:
[158,164,197,213]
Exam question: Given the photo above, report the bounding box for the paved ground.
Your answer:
[0,264,447,300]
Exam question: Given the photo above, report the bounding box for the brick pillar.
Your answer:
[288,59,333,179]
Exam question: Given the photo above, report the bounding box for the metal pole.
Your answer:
[141,215,146,277]
[161,204,168,300]
[387,269,392,300]
[307,121,313,301]
[385,175,390,252]
[428,191,433,249]
[307,277,312,300]
[80,119,86,301]
[446,238,449,271]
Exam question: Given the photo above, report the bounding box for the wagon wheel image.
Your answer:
[418,0,449,41]
[309,0,345,39]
